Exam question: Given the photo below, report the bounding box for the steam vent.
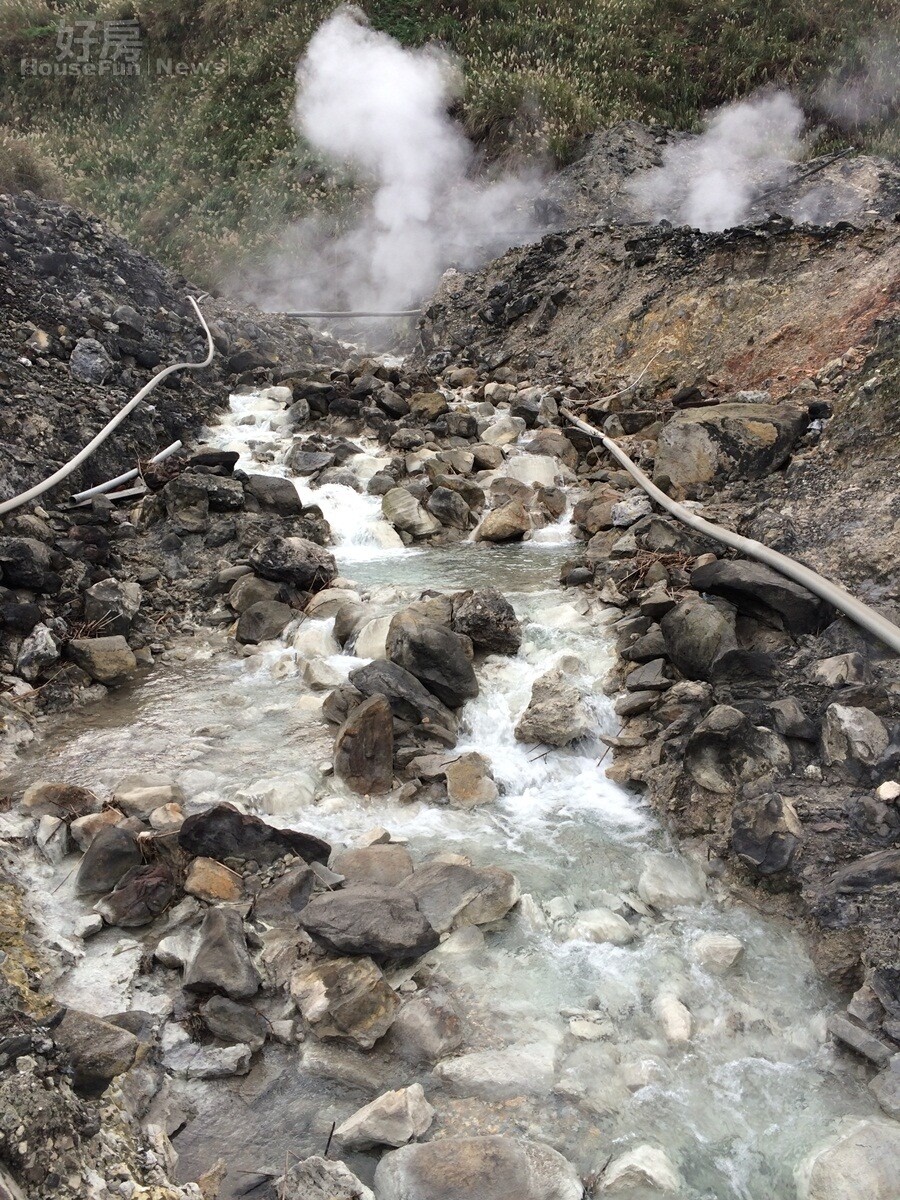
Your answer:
[2,6,900,1199]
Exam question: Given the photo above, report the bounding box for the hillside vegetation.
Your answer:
[1,0,896,284]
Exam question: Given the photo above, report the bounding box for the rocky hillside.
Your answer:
[0,191,341,499]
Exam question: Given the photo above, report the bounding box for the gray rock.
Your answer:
[200,995,267,1053]
[74,825,142,895]
[95,863,177,926]
[822,704,889,769]
[660,596,740,681]
[386,991,464,1063]
[451,588,522,655]
[731,793,803,875]
[331,844,414,887]
[164,1038,251,1079]
[300,883,439,962]
[349,660,457,737]
[15,623,58,681]
[252,861,315,922]
[388,611,478,709]
[795,1117,900,1200]
[691,558,830,633]
[285,447,335,475]
[335,1083,434,1150]
[374,1135,583,1200]
[0,536,59,592]
[382,487,442,537]
[249,534,336,592]
[427,486,471,529]
[685,705,790,793]
[235,600,293,644]
[655,401,807,488]
[83,578,142,637]
[637,852,706,910]
[290,956,399,1048]
[276,1157,374,1200]
[445,751,499,808]
[161,474,210,533]
[178,802,330,865]
[870,1058,900,1118]
[813,652,871,687]
[227,572,284,613]
[405,860,520,933]
[334,694,394,795]
[827,1014,895,1067]
[69,336,113,384]
[243,473,304,515]
[475,500,531,542]
[823,849,900,895]
[182,907,260,999]
[53,1008,139,1089]
[515,668,592,746]
[67,635,137,686]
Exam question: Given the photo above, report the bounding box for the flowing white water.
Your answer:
[0,391,882,1197]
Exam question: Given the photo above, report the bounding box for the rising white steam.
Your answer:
[628,92,807,230]
[249,7,540,316]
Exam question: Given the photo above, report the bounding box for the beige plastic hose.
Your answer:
[0,297,214,517]
[561,406,900,655]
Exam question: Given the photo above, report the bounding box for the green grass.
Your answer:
[1,0,896,284]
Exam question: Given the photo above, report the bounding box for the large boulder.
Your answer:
[0,537,61,592]
[386,991,463,1064]
[387,611,478,708]
[451,589,522,655]
[335,1083,434,1150]
[334,695,394,795]
[404,860,520,933]
[235,600,293,644]
[348,660,457,737]
[182,907,260,1000]
[637,852,706,910]
[684,705,790,793]
[67,636,137,686]
[290,956,399,1048]
[243,474,304,515]
[515,668,592,746]
[654,401,807,488]
[200,995,268,1053]
[731,793,803,875]
[660,596,740,681]
[249,535,336,592]
[374,1135,583,1200]
[382,488,441,538]
[475,500,531,543]
[300,884,439,962]
[178,803,330,865]
[53,1008,139,1091]
[602,1145,682,1193]
[427,487,471,530]
[95,863,177,926]
[822,705,890,770]
[445,751,499,808]
[795,1117,900,1200]
[691,559,831,633]
[83,578,142,636]
[74,825,141,896]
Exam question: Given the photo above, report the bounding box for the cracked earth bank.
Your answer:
[1,141,900,1200]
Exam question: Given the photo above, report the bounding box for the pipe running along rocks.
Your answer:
[560,405,900,656]
[0,297,214,517]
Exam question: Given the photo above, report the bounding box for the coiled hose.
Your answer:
[560,406,900,656]
[0,296,214,517]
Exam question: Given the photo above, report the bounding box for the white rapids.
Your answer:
[1,390,884,1198]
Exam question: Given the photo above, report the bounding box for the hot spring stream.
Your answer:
[5,391,881,1199]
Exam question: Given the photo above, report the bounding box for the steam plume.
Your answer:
[247,7,539,316]
[628,92,806,230]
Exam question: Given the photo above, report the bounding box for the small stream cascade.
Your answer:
[4,389,883,1199]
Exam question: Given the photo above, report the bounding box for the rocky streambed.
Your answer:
[1,379,899,1200]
